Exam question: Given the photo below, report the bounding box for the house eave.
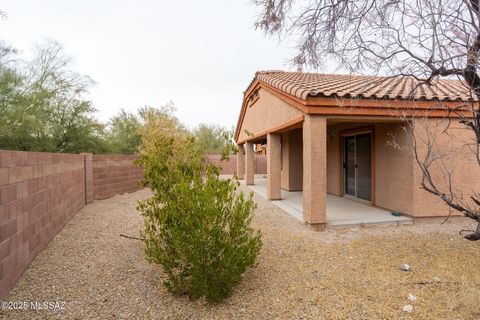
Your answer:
[234,77,476,143]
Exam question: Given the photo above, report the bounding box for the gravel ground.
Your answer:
[2,186,479,319]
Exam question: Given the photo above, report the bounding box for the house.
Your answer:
[234,71,479,226]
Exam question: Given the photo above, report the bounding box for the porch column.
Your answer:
[245,141,254,185]
[267,133,281,200]
[236,144,245,180]
[303,115,327,225]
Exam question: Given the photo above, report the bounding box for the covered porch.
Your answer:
[237,116,414,227]
[244,177,412,227]
[234,71,475,225]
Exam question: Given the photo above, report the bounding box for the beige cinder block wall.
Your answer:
[237,88,303,142]
[412,118,480,217]
[281,129,303,191]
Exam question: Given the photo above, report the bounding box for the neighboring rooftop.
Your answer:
[250,70,474,102]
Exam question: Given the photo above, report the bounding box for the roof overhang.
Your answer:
[234,78,476,143]
[236,115,304,145]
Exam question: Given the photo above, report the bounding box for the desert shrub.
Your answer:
[136,111,261,302]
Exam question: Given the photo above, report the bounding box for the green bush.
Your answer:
[137,124,262,302]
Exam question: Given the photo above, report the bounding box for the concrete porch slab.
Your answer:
[243,177,413,228]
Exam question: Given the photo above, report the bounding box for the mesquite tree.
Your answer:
[254,0,480,239]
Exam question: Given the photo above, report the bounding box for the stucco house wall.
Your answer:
[412,119,480,217]
[235,71,478,222]
[237,88,303,142]
[374,123,415,216]
[280,132,289,190]
[326,121,415,216]
[326,123,352,196]
[281,129,303,191]
[324,119,479,218]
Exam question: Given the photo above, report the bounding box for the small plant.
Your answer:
[137,112,261,302]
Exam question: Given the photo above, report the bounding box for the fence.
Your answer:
[0,151,143,298]
[0,150,265,298]
[204,154,267,175]
[91,155,144,200]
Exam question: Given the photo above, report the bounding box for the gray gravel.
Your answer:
[1,186,479,319]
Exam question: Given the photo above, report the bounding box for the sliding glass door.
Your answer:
[343,133,372,201]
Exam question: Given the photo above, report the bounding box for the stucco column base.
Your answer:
[306,223,327,231]
[303,115,327,224]
[245,141,255,185]
[236,144,245,180]
[267,133,281,200]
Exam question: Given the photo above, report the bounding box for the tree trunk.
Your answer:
[465,222,480,241]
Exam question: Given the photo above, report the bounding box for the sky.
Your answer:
[1,0,300,129]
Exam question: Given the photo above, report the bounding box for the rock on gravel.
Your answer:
[402,304,413,313]
[399,263,411,271]
[403,304,414,313]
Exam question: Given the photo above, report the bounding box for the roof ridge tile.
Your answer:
[250,70,474,102]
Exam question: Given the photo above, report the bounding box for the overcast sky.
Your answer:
[1,0,302,129]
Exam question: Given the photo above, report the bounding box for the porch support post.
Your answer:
[303,115,327,225]
[245,141,254,185]
[236,144,245,180]
[267,133,281,200]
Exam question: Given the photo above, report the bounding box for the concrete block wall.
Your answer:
[0,151,146,299]
[83,153,94,204]
[0,151,85,298]
[0,151,242,298]
[92,155,144,200]
[205,154,267,175]
[255,154,267,175]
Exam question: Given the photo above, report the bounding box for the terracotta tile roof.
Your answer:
[252,71,474,102]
